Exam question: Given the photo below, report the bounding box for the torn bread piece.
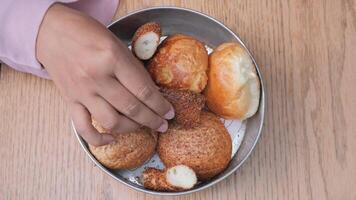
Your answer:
[160,87,206,128]
[132,22,161,60]
[143,165,197,191]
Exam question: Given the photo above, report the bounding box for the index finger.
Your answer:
[114,42,175,120]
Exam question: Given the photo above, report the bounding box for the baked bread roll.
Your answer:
[205,42,260,120]
[89,119,157,169]
[158,112,232,180]
[148,34,208,93]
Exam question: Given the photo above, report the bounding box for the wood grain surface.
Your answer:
[1,0,356,199]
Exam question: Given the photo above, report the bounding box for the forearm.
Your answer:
[0,0,119,78]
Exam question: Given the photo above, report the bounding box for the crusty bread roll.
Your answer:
[89,119,157,169]
[158,112,232,180]
[205,42,260,120]
[148,34,208,93]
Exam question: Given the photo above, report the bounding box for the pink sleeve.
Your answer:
[0,0,119,79]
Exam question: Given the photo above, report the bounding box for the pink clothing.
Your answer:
[0,0,119,79]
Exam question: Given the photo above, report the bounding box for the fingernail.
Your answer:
[103,134,115,144]
[157,120,168,133]
[164,106,175,119]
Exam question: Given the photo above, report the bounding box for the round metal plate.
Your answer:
[72,6,266,196]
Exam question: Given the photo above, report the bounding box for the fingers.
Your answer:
[98,77,169,132]
[70,102,114,147]
[113,47,174,119]
[131,84,175,119]
[82,95,140,134]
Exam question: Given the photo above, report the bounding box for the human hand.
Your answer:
[36,4,174,146]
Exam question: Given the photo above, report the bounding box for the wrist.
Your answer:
[36,4,79,68]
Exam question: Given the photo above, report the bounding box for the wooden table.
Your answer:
[1,0,356,199]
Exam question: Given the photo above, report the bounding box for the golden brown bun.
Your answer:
[148,34,208,93]
[161,87,205,128]
[89,120,157,169]
[158,112,232,180]
[205,42,261,120]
